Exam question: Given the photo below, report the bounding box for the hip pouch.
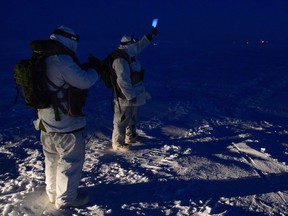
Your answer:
[66,87,88,116]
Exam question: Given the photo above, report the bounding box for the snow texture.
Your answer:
[1,1,288,215]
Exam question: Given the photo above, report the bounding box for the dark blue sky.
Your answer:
[1,0,288,55]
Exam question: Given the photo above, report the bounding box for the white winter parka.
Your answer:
[112,35,151,106]
[35,33,99,133]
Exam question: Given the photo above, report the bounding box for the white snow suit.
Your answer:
[34,26,99,207]
[112,35,151,146]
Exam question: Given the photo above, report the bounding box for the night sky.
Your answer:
[1,0,288,57]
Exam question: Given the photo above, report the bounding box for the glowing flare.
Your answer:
[152,18,158,28]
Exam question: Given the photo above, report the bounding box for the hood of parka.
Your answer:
[50,25,79,53]
[118,35,140,57]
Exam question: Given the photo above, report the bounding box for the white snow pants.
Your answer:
[112,100,138,145]
[40,130,86,206]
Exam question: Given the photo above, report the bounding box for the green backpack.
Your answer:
[14,40,86,121]
[88,49,133,97]
[14,50,51,109]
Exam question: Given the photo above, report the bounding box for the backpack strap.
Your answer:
[31,40,83,121]
[108,49,135,113]
[110,49,135,98]
[46,78,69,121]
[111,49,133,65]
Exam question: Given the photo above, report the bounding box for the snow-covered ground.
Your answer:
[1,41,288,216]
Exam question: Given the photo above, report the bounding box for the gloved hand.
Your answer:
[88,55,101,69]
[146,27,158,41]
[81,62,93,70]
[87,55,103,76]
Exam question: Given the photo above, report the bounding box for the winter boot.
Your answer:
[112,143,131,151]
[55,193,90,209]
[125,126,141,144]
